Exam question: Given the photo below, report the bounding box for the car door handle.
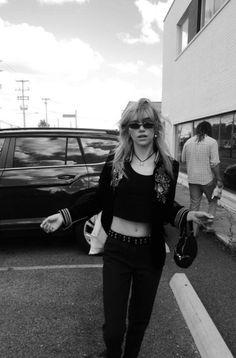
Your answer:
[57,174,76,180]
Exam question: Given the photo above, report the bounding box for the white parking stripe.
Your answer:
[0,246,170,273]
[170,273,234,358]
[0,264,103,272]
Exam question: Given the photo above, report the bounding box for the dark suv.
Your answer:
[0,127,118,247]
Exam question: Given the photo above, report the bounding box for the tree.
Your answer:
[38,119,50,127]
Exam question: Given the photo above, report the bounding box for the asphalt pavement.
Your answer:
[0,184,235,358]
[163,183,236,358]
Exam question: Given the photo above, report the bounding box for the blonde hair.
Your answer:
[113,98,174,178]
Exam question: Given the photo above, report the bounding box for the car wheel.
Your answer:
[74,216,96,252]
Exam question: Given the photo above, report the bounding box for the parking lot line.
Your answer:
[170,273,234,358]
[0,264,103,272]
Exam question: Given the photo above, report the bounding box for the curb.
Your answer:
[213,232,236,252]
[169,273,234,358]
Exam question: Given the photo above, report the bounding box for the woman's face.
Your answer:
[128,117,155,148]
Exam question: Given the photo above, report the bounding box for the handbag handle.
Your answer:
[181,220,194,237]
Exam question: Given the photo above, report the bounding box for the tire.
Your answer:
[74,216,96,253]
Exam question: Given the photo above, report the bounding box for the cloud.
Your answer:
[147,64,162,77]
[0,16,162,129]
[118,0,173,45]
[0,0,7,4]
[0,18,103,80]
[38,0,88,4]
[110,61,144,74]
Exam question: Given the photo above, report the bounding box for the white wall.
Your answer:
[162,0,235,154]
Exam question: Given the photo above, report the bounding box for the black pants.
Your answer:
[102,233,163,358]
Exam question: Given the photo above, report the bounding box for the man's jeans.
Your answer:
[189,180,216,235]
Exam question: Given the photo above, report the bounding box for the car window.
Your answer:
[0,138,4,153]
[0,138,5,168]
[81,137,118,163]
[13,136,83,167]
[67,137,84,164]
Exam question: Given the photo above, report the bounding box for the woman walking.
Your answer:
[41,98,213,358]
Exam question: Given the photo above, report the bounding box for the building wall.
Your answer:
[162,0,235,154]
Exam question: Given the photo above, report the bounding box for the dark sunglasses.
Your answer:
[128,122,154,130]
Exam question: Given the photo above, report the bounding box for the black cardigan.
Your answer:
[61,154,189,267]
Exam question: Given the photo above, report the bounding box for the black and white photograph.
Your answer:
[0,1,235,357]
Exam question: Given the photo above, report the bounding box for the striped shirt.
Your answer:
[181,135,220,185]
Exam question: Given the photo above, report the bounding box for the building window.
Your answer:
[177,0,201,54]
[177,0,227,54]
[201,0,227,26]
[179,16,189,52]
[194,117,220,141]
[176,122,193,171]
[176,113,236,193]
[219,113,235,160]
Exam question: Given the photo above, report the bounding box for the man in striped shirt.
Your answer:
[181,121,223,236]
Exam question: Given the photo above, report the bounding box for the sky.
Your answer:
[0,0,173,129]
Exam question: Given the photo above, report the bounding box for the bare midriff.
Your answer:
[111,216,151,237]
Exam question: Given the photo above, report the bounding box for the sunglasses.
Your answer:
[128,122,154,130]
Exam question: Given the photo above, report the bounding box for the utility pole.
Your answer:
[42,98,50,125]
[16,80,29,128]
[75,110,78,128]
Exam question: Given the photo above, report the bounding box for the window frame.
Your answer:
[177,0,228,55]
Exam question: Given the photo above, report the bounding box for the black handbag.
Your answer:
[174,221,198,268]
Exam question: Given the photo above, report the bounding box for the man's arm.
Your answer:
[212,163,223,188]
[181,143,186,162]
[210,140,223,188]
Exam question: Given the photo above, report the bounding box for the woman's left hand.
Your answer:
[187,211,214,228]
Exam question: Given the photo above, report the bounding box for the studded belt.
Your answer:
[108,229,152,246]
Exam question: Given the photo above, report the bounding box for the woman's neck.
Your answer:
[133,144,154,159]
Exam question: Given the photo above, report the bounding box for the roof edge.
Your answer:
[164,0,176,22]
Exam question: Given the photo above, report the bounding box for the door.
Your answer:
[0,135,89,230]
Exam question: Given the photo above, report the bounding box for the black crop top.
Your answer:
[113,163,154,223]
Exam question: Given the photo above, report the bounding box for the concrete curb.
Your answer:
[169,273,234,358]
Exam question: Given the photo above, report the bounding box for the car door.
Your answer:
[0,135,89,230]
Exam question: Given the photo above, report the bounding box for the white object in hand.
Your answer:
[212,186,222,200]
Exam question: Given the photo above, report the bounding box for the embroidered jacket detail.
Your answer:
[111,167,123,189]
[154,163,171,204]
[111,158,172,204]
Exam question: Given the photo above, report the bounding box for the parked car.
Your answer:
[223,164,236,191]
[0,127,118,250]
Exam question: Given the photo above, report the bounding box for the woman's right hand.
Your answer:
[40,213,64,234]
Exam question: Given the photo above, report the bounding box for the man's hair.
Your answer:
[196,121,212,142]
